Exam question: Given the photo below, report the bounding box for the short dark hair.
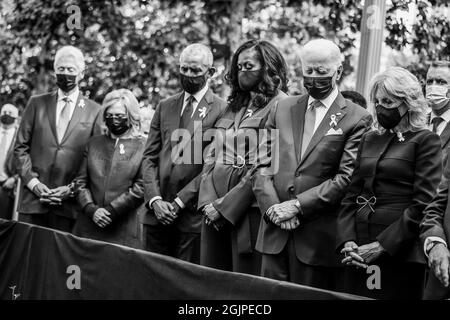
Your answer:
[225,40,288,113]
[341,90,367,109]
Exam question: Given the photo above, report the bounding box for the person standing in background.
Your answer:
[0,104,19,220]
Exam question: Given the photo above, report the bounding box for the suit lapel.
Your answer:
[46,91,58,143]
[440,122,450,149]
[168,92,185,133]
[299,94,348,167]
[291,95,308,162]
[187,88,214,137]
[234,105,248,130]
[60,93,84,144]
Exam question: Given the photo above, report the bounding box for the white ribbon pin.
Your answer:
[78,99,85,109]
[246,109,253,118]
[119,143,125,154]
[329,114,338,127]
[198,107,207,118]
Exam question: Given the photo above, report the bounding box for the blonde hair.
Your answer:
[102,89,142,137]
[369,67,428,133]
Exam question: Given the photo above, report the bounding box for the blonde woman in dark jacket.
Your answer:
[73,89,145,248]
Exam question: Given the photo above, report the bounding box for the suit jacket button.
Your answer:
[295,172,300,177]
[288,186,294,193]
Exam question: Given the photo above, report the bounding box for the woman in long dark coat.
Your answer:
[337,67,443,299]
[73,89,145,249]
[197,40,288,275]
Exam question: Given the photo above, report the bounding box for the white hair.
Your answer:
[54,45,85,71]
[179,43,213,68]
[0,103,18,117]
[299,39,343,71]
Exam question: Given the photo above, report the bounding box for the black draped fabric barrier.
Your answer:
[0,219,365,300]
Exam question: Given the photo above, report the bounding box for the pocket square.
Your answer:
[325,128,343,135]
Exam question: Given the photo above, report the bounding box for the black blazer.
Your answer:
[252,93,372,267]
[337,129,442,264]
[14,91,103,217]
[140,88,227,232]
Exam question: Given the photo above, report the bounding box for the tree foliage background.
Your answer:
[0,0,449,111]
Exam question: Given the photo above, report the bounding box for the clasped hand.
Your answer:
[153,199,179,225]
[203,203,227,231]
[266,200,300,230]
[341,241,385,268]
[34,183,72,206]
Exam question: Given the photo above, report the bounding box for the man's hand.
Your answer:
[341,241,368,268]
[203,203,221,222]
[429,243,450,287]
[279,216,300,230]
[358,241,385,264]
[48,185,72,200]
[2,177,15,190]
[92,208,112,228]
[271,200,299,225]
[33,183,51,198]
[153,199,177,225]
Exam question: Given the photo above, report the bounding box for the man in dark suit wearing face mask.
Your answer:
[140,43,227,263]
[426,61,450,161]
[14,45,103,232]
[252,39,372,291]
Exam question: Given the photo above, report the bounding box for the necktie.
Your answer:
[301,100,322,158]
[432,116,444,134]
[0,129,8,181]
[180,95,195,129]
[57,97,72,142]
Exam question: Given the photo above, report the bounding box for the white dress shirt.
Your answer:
[149,85,209,210]
[27,88,80,191]
[306,86,339,133]
[0,126,16,182]
[429,108,450,136]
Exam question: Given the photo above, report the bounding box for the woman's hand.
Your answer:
[203,203,221,222]
[358,241,385,264]
[93,208,112,228]
[341,241,368,268]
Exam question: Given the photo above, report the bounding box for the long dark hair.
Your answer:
[225,40,288,113]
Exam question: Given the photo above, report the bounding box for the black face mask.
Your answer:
[238,70,262,92]
[56,73,78,92]
[375,104,407,129]
[303,73,336,100]
[179,72,208,94]
[105,117,130,136]
[0,114,16,125]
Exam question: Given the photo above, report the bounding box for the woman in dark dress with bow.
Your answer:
[337,67,443,299]
[197,40,288,275]
[73,89,145,248]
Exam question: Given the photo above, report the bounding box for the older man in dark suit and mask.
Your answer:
[252,39,372,291]
[140,43,226,263]
[14,45,102,232]
[0,103,19,220]
[426,61,450,160]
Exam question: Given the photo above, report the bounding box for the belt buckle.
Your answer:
[232,155,245,169]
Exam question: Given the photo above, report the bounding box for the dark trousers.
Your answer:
[143,223,200,264]
[341,255,426,299]
[261,233,342,292]
[0,186,14,220]
[18,212,75,233]
[423,269,450,300]
[201,208,262,276]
